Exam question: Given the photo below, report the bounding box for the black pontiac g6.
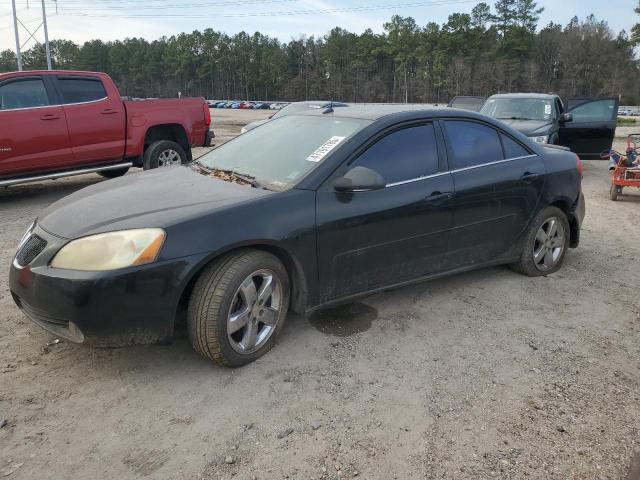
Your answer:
[10,106,585,366]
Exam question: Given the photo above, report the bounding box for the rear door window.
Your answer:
[443,121,504,169]
[0,78,50,110]
[351,123,439,184]
[57,77,107,104]
[501,134,530,159]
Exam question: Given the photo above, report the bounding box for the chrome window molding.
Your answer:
[384,154,538,188]
[450,154,537,173]
[386,171,449,187]
[0,96,109,113]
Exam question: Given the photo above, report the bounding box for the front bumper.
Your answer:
[9,225,207,346]
[569,191,586,248]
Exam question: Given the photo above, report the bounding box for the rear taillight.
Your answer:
[203,103,211,126]
[576,154,583,178]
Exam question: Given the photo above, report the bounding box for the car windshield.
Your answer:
[481,98,554,121]
[198,115,370,191]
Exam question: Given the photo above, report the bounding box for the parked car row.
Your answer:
[618,107,640,116]
[206,100,287,110]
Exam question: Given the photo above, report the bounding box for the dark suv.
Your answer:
[479,93,619,159]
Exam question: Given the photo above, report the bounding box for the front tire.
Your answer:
[143,140,188,170]
[187,250,290,367]
[610,184,621,201]
[510,206,570,277]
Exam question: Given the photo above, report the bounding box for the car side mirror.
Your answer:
[560,113,573,123]
[334,166,386,192]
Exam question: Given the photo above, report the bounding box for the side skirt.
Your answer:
[304,255,519,315]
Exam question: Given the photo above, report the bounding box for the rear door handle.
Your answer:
[40,113,60,120]
[425,191,452,203]
[521,172,540,183]
[100,108,118,115]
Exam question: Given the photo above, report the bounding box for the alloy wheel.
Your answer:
[227,269,282,354]
[157,149,181,167]
[532,217,565,272]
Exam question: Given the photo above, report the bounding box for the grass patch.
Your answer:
[618,117,637,125]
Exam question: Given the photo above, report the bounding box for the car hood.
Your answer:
[497,118,553,137]
[244,119,270,132]
[38,166,272,239]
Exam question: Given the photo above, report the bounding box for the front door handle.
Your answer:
[425,191,452,203]
[40,113,60,120]
[100,108,118,115]
[521,172,540,183]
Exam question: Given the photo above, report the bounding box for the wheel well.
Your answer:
[550,199,579,248]
[144,124,192,161]
[175,245,309,323]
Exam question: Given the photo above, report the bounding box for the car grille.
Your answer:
[14,295,69,327]
[16,234,47,266]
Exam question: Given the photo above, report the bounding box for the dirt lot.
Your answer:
[1,110,639,480]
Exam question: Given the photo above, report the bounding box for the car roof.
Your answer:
[488,93,558,100]
[293,104,476,121]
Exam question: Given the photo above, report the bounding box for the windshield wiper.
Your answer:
[200,165,264,189]
[496,116,535,121]
[228,170,264,189]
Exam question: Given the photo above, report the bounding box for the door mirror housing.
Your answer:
[334,166,386,192]
[559,113,573,123]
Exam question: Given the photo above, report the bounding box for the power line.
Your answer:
[43,0,478,18]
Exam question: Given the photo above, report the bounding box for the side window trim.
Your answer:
[52,75,109,106]
[0,76,53,112]
[385,171,450,188]
[449,154,538,174]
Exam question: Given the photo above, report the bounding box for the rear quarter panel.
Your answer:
[124,98,208,157]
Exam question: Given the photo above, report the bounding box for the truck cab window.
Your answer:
[0,79,50,110]
[57,77,107,104]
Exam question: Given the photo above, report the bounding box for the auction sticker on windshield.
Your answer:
[306,136,346,162]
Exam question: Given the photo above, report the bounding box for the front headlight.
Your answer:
[530,135,549,144]
[51,228,166,271]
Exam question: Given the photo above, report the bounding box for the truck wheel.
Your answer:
[610,184,621,201]
[143,140,187,170]
[510,206,570,277]
[98,167,129,179]
[187,250,290,367]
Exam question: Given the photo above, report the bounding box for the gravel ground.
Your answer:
[0,111,639,480]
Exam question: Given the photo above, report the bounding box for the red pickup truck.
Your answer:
[0,70,213,186]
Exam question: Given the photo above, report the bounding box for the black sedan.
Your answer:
[10,106,585,367]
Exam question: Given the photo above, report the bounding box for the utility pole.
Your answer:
[11,0,54,71]
[41,0,52,70]
[11,0,23,71]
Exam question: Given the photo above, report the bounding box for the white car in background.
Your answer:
[242,101,349,133]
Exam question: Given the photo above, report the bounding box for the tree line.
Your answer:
[1,0,639,103]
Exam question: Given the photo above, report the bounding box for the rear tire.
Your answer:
[187,250,290,367]
[510,206,570,277]
[143,140,187,170]
[98,167,129,179]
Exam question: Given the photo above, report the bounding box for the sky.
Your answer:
[0,0,636,51]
